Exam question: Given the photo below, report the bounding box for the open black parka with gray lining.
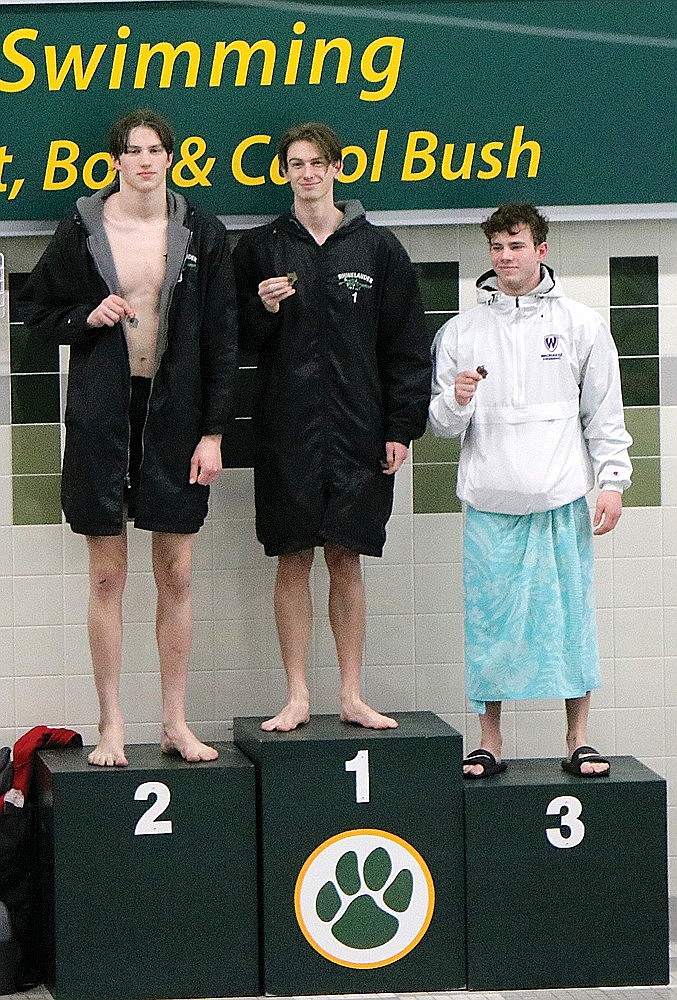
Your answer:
[20,183,238,535]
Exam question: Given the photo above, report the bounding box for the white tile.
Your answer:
[0,578,12,627]
[608,219,660,256]
[612,507,663,557]
[585,706,616,754]
[614,607,663,658]
[613,557,663,607]
[614,657,663,708]
[666,656,677,705]
[191,570,215,622]
[363,563,413,616]
[214,617,281,671]
[664,557,677,607]
[413,512,463,564]
[660,408,677,457]
[214,667,287,720]
[593,556,612,609]
[0,728,17,748]
[127,528,153,571]
[0,627,13,677]
[214,564,276,621]
[364,664,416,712]
[365,614,414,666]
[0,526,12,576]
[666,707,677,755]
[190,620,214,672]
[185,669,215,720]
[414,561,463,614]
[415,662,465,714]
[63,624,90,673]
[12,524,63,575]
[408,225,459,262]
[592,658,614,709]
[663,506,677,556]
[13,575,63,627]
[191,520,213,571]
[414,612,463,664]
[514,710,564,758]
[660,456,677,504]
[62,573,89,626]
[615,707,665,756]
[121,622,159,673]
[212,518,267,570]
[14,675,65,728]
[312,666,342,714]
[14,625,64,676]
[595,608,613,659]
[312,617,335,670]
[122,572,157,623]
[65,673,99,725]
[658,304,677,353]
[119,672,162,724]
[0,678,14,727]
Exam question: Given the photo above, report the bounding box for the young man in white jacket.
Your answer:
[430,203,632,779]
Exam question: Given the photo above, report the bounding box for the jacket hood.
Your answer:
[76,180,188,237]
[475,263,562,305]
[281,199,367,236]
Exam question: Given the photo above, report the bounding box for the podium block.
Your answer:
[464,756,669,990]
[35,743,258,1000]
[234,711,465,996]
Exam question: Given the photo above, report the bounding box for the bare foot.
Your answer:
[340,699,398,730]
[160,723,219,762]
[261,700,310,732]
[88,721,128,767]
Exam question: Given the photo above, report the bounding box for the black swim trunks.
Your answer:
[125,376,152,519]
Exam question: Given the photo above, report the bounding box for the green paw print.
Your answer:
[315,847,414,949]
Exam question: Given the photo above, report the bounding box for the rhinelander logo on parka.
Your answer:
[338,271,374,303]
[541,333,562,361]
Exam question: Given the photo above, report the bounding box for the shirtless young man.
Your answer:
[233,122,431,732]
[22,110,238,765]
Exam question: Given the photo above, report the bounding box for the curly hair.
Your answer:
[481,203,549,246]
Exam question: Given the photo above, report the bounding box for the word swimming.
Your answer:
[0,21,404,102]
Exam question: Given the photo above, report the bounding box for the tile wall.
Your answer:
[0,217,675,891]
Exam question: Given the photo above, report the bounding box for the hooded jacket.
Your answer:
[429,265,632,515]
[20,183,238,535]
[233,201,430,557]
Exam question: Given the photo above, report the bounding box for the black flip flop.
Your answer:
[561,745,610,777]
[463,748,508,780]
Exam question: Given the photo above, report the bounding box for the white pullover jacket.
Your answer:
[429,266,632,515]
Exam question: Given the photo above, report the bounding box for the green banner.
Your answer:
[0,1,675,221]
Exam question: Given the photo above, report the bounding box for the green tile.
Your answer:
[624,406,659,458]
[425,311,456,339]
[12,424,61,474]
[413,463,461,514]
[413,424,461,463]
[623,457,660,508]
[10,322,59,374]
[12,474,62,525]
[611,307,658,357]
[413,262,459,312]
[10,374,61,423]
[619,357,659,407]
[610,256,658,307]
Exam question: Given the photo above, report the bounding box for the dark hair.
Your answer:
[277,121,343,171]
[481,203,549,247]
[108,108,174,159]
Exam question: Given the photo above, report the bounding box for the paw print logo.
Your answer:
[295,829,434,968]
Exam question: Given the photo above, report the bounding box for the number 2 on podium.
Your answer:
[345,749,370,803]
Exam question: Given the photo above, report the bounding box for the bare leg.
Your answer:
[464,701,503,776]
[86,534,129,767]
[565,692,609,774]
[263,549,314,731]
[325,544,397,730]
[153,532,217,762]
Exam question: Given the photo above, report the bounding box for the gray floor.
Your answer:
[7,898,675,1000]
